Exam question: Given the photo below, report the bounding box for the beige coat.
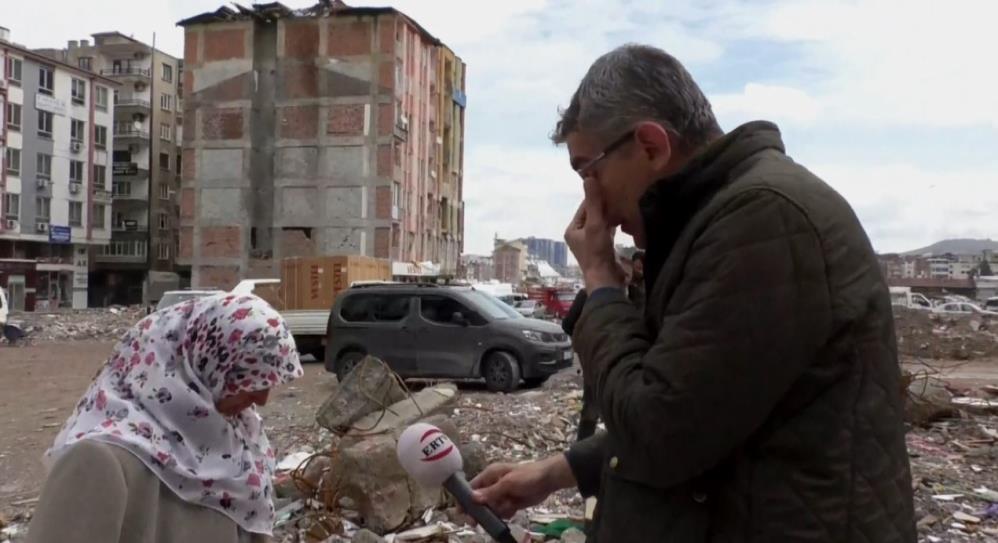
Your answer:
[26,440,269,543]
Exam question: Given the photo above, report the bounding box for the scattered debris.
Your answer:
[952,397,998,414]
[316,357,407,433]
[4,306,145,345]
[894,308,998,360]
[905,374,955,426]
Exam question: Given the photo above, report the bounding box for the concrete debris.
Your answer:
[316,357,407,433]
[346,383,458,438]
[894,308,998,360]
[904,375,955,426]
[560,527,587,543]
[952,511,981,524]
[351,528,386,543]
[951,397,998,414]
[5,306,145,345]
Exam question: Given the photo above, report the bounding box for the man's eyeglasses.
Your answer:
[574,130,635,179]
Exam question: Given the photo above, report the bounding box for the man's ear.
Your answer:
[634,121,673,170]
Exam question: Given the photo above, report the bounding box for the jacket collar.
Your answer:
[639,121,786,289]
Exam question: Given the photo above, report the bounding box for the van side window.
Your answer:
[341,293,410,322]
[419,295,485,326]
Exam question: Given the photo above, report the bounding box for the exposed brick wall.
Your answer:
[207,75,249,102]
[374,227,390,258]
[179,227,193,259]
[327,21,372,57]
[181,150,196,182]
[180,188,196,219]
[327,104,365,136]
[376,144,392,177]
[198,265,241,290]
[281,64,319,99]
[201,226,242,258]
[277,105,320,139]
[378,16,396,54]
[204,28,246,62]
[201,108,244,140]
[183,70,194,100]
[284,20,319,58]
[279,229,316,257]
[378,61,394,92]
[184,31,200,65]
[375,186,391,219]
[377,103,394,136]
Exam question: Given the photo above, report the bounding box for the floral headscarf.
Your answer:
[46,293,304,535]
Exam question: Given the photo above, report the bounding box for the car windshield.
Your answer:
[465,289,521,320]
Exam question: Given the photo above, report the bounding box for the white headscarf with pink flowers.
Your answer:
[46,293,303,535]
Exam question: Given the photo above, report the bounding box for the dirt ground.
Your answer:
[2,341,997,534]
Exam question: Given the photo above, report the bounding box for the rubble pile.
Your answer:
[894,308,998,360]
[5,307,145,344]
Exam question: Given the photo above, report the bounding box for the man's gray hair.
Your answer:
[552,44,721,150]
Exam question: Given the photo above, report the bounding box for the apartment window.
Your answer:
[158,213,168,230]
[92,203,106,229]
[158,242,170,261]
[78,57,93,71]
[96,86,109,110]
[5,57,22,84]
[3,194,20,221]
[159,152,170,171]
[5,103,21,131]
[101,240,146,257]
[38,66,55,95]
[70,160,84,183]
[36,197,51,220]
[93,165,107,189]
[160,93,172,111]
[71,78,86,104]
[4,148,20,176]
[112,181,131,197]
[71,119,86,142]
[95,125,107,148]
[38,111,53,138]
[159,182,170,200]
[162,63,173,83]
[160,123,171,141]
[37,153,52,179]
[69,201,83,227]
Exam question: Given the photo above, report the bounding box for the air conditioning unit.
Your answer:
[36,177,50,190]
[5,219,17,229]
[36,222,48,232]
[69,182,81,194]
[70,140,82,153]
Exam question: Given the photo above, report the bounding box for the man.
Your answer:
[471,44,915,542]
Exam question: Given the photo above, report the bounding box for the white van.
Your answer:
[889,287,932,310]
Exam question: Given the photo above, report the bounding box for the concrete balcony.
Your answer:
[100,67,150,79]
[112,220,148,233]
[114,127,150,141]
[115,97,151,110]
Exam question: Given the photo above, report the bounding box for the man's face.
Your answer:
[565,127,667,246]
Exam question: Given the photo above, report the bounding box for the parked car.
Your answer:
[932,302,998,317]
[324,284,574,392]
[155,289,226,311]
[513,299,544,318]
[985,297,998,312]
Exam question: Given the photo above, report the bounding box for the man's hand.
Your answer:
[470,454,577,519]
[565,178,626,292]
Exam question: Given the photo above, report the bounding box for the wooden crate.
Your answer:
[281,256,391,310]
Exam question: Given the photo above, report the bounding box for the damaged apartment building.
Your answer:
[177,1,466,289]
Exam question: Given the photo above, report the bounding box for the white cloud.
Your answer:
[712,83,823,125]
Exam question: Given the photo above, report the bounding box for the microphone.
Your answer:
[397,423,518,543]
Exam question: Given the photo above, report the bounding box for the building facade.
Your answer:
[522,236,567,272]
[1,28,116,310]
[54,33,184,305]
[178,2,466,289]
[460,254,493,282]
[880,251,998,281]
[493,239,526,285]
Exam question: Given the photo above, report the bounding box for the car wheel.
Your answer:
[522,376,549,389]
[483,351,521,393]
[336,350,366,382]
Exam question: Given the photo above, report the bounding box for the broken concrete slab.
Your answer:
[905,375,955,426]
[346,383,458,438]
[351,528,386,542]
[333,434,414,534]
[316,356,407,432]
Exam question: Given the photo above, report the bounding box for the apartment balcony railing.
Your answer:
[100,67,150,78]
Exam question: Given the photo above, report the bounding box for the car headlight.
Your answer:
[521,330,545,343]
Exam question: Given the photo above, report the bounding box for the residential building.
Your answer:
[178,1,466,289]
[522,237,567,271]
[493,239,527,285]
[0,28,117,310]
[54,33,184,305]
[879,251,998,281]
[460,254,493,282]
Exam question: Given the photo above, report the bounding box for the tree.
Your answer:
[980,259,994,277]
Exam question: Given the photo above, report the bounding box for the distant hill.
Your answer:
[902,238,998,256]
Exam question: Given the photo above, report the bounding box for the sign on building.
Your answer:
[49,225,72,244]
[35,94,67,116]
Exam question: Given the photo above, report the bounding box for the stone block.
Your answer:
[276,147,318,178]
[200,149,244,181]
[327,21,372,57]
[204,28,246,62]
[281,187,321,222]
[201,226,242,258]
[201,108,244,140]
[334,434,412,534]
[327,104,366,136]
[278,105,320,140]
[316,356,407,432]
[200,188,246,222]
[284,20,319,58]
[326,187,364,219]
[345,383,458,438]
[319,146,365,183]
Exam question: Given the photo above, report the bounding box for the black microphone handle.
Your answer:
[443,473,518,543]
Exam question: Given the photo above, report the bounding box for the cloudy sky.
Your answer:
[7,0,996,256]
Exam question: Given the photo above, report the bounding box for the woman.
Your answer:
[27,293,304,543]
